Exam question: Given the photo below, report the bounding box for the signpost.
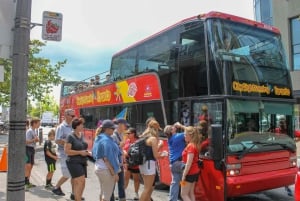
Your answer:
[42,11,63,41]
[7,0,31,200]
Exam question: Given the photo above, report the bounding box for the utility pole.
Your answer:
[7,0,32,200]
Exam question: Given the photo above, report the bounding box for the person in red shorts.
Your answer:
[181,126,201,201]
[123,127,140,200]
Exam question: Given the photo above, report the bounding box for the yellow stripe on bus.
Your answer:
[115,81,136,103]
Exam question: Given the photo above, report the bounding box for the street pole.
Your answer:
[7,0,31,200]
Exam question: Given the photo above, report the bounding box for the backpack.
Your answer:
[127,137,148,167]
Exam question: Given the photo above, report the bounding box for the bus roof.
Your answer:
[113,11,280,57]
[202,11,280,34]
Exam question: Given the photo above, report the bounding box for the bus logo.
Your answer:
[128,82,138,97]
[144,85,152,98]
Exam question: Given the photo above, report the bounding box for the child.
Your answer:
[25,117,40,189]
[44,129,58,189]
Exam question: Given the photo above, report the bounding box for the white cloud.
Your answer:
[30,0,254,103]
[31,0,253,49]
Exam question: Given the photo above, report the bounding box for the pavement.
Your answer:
[0,133,64,201]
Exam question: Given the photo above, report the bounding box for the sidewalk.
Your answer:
[0,133,67,201]
[0,173,63,201]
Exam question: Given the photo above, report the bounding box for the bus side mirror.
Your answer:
[210,124,224,170]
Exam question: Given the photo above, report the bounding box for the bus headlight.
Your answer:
[226,163,241,176]
[290,156,297,167]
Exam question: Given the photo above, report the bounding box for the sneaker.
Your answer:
[45,183,54,190]
[25,183,36,190]
[70,193,85,200]
[25,183,36,191]
[29,183,36,187]
[52,187,65,196]
[25,184,30,191]
[133,192,139,200]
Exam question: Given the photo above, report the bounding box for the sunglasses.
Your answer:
[68,114,75,118]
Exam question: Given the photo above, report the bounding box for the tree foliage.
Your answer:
[0,40,66,106]
[28,94,59,118]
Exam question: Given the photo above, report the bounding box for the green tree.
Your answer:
[28,94,59,118]
[0,40,66,106]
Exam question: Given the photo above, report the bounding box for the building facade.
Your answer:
[254,0,300,128]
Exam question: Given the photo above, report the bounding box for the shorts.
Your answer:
[185,173,199,183]
[59,156,71,178]
[25,146,35,165]
[66,161,87,178]
[94,168,115,201]
[139,160,156,175]
[46,161,56,172]
[128,167,140,174]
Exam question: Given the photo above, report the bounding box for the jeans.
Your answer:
[169,161,185,201]
[110,166,126,201]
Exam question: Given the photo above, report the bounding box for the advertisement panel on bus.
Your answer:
[60,73,162,120]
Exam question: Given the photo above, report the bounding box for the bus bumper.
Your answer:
[227,167,297,197]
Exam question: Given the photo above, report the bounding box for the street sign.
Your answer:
[42,11,63,41]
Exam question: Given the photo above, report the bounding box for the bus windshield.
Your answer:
[227,99,296,155]
[207,19,291,92]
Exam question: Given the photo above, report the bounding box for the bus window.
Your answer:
[227,99,295,154]
[192,101,224,158]
[178,21,207,97]
[138,29,178,74]
[180,102,191,126]
[192,101,223,126]
[111,48,138,81]
[207,19,291,97]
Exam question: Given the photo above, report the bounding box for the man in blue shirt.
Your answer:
[164,122,186,201]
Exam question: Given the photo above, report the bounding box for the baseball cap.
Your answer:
[116,118,128,125]
[102,119,117,129]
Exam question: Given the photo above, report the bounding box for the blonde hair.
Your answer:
[163,125,173,138]
[141,127,159,138]
[184,126,201,150]
[94,127,103,138]
[148,120,162,131]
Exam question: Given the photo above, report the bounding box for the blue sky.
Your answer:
[30,0,254,101]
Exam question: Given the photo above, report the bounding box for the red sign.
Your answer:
[42,11,63,41]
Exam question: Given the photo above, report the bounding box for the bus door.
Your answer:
[192,101,226,201]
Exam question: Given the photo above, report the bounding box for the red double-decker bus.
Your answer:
[60,11,297,200]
